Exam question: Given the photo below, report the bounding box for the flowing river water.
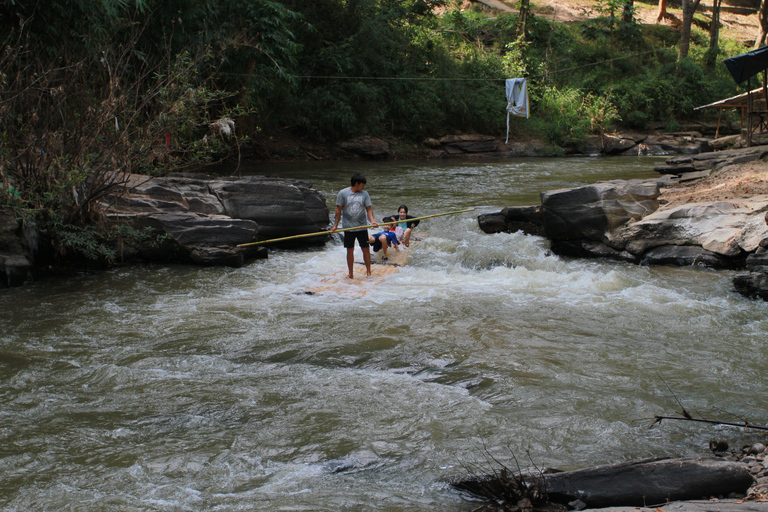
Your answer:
[2,157,768,511]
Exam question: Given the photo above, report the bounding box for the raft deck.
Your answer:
[303,238,419,297]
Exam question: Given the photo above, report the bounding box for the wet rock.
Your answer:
[323,450,383,473]
[746,247,768,268]
[657,146,768,175]
[208,177,329,240]
[551,239,639,263]
[609,198,768,260]
[1,254,33,288]
[733,270,768,300]
[337,136,390,157]
[438,134,498,154]
[477,206,544,236]
[0,211,33,288]
[640,245,734,268]
[101,174,328,266]
[540,180,660,242]
[601,134,637,155]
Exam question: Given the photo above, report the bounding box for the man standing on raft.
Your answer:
[329,173,378,279]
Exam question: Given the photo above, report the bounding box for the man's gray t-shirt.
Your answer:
[336,187,372,230]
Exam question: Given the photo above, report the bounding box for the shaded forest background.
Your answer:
[0,0,764,265]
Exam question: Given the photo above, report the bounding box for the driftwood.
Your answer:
[454,457,754,509]
[544,457,753,508]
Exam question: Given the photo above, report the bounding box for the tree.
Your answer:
[657,0,668,22]
[678,0,701,60]
[622,0,634,24]
[656,0,681,25]
[517,0,530,39]
[756,0,768,48]
[708,0,722,65]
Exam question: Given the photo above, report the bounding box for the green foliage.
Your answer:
[531,86,620,147]
[0,1,271,265]
[0,0,759,269]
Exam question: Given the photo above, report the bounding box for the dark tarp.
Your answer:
[724,46,768,84]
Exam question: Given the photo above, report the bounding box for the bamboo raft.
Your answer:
[303,238,419,297]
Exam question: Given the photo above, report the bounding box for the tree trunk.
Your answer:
[622,0,634,24]
[656,0,667,23]
[756,0,768,49]
[710,0,721,52]
[678,0,701,60]
[517,0,530,39]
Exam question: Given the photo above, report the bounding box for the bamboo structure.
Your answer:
[236,208,474,248]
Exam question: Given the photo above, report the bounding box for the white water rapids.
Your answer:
[2,157,768,511]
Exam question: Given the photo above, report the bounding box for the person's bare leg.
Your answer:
[362,247,372,276]
[404,228,412,246]
[378,234,388,259]
[346,247,355,279]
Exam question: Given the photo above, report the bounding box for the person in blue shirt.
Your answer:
[368,217,400,261]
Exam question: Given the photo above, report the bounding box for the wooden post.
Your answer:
[763,70,768,132]
[716,107,722,139]
[748,90,753,147]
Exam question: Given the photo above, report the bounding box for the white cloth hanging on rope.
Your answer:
[505,78,529,144]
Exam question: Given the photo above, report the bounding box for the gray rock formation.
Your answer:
[337,136,390,157]
[606,198,768,266]
[477,147,768,299]
[477,206,544,236]
[103,174,330,267]
[654,146,768,176]
[540,180,660,242]
[421,132,714,159]
[0,173,330,286]
[0,211,33,288]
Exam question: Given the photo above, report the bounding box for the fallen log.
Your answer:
[454,457,754,509]
[544,457,754,508]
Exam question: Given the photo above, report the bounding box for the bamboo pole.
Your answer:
[237,208,474,248]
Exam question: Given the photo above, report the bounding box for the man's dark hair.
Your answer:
[351,173,367,186]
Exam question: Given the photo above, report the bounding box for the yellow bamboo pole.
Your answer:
[237,208,474,248]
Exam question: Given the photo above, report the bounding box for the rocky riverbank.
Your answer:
[478,145,768,301]
[453,441,768,512]
[0,173,331,287]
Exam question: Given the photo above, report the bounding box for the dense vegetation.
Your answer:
[0,0,755,266]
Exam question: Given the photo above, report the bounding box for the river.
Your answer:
[2,157,768,511]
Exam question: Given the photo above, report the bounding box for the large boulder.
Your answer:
[337,136,390,158]
[438,134,499,154]
[102,174,329,266]
[540,180,660,242]
[607,197,768,260]
[477,206,544,236]
[733,270,768,300]
[208,177,329,239]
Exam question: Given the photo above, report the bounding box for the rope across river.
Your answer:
[236,208,474,247]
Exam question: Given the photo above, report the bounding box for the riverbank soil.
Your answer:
[528,0,758,44]
[659,160,768,208]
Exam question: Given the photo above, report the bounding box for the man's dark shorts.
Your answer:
[343,230,369,249]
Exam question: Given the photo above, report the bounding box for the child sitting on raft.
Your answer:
[368,217,400,260]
